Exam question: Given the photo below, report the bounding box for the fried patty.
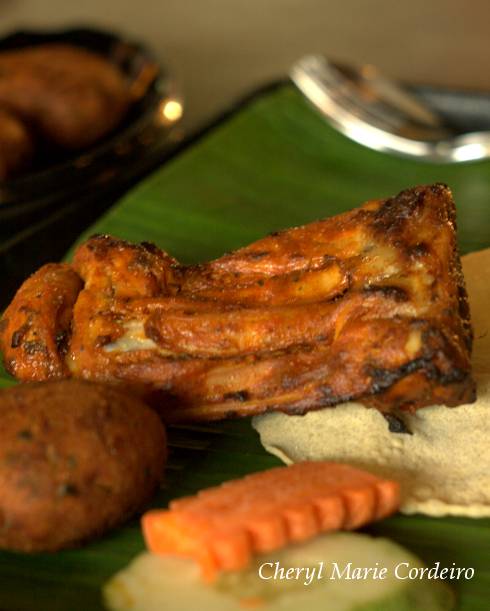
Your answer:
[0,379,166,552]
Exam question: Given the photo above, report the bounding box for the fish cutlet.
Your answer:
[0,379,166,552]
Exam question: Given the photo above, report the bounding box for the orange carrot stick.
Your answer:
[142,461,400,580]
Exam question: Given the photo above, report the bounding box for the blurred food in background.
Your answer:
[0,27,183,244]
[0,43,132,180]
[0,106,33,180]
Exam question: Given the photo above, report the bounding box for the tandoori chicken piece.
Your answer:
[0,184,475,421]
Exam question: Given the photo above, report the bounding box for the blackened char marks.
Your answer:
[362,285,408,302]
[408,242,431,259]
[11,323,30,348]
[86,235,167,270]
[242,251,270,260]
[223,390,250,402]
[86,234,121,260]
[366,354,470,396]
[457,284,473,351]
[140,241,163,256]
[55,330,70,355]
[144,320,162,345]
[366,358,431,394]
[23,341,48,356]
[370,186,426,236]
[382,412,413,435]
[93,334,113,349]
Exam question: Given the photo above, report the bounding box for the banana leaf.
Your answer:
[0,83,489,611]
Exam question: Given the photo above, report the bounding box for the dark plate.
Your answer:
[0,26,182,234]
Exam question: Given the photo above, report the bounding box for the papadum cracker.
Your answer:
[253,249,490,518]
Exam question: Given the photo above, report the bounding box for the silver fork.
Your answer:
[290,55,490,163]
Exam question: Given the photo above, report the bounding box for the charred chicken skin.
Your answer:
[0,184,475,421]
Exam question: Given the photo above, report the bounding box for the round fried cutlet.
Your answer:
[0,379,166,551]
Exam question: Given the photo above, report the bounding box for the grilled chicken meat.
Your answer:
[0,184,475,421]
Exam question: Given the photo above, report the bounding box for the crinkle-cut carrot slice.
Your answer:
[246,514,287,553]
[341,486,377,529]
[312,495,345,531]
[142,461,400,581]
[209,530,251,572]
[374,480,401,519]
[282,503,318,542]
